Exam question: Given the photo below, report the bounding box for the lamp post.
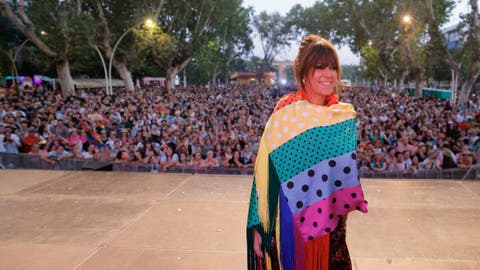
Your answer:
[107,18,155,95]
[401,14,415,94]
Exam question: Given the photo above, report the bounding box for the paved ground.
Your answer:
[0,169,479,270]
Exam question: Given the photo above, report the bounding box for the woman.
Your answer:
[247,35,368,270]
[175,153,189,167]
[229,150,244,168]
[161,146,179,172]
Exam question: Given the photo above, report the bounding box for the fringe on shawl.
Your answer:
[254,131,271,231]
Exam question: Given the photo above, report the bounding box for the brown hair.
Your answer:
[294,34,342,90]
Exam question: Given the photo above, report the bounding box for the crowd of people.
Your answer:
[0,84,479,174]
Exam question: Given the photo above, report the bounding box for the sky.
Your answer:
[242,0,470,65]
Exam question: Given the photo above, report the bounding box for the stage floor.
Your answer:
[0,170,479,270]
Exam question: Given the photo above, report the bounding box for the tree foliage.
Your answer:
[253,11,296,66]
[134,0,252,88]
[288,0,457,95]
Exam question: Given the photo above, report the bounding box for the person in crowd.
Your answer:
[99,145,114,161]
[189,151,204,167]
[200,150,219,168]
[243,152,256,168]
[161,145,179,171]
[458,151,474,168]
[175,153,189,168]
[385,147,396,170]
[2,130,22,153]
[41,145,73,165]
[22,127,40,153]
[229,150,243,168]
[392,151,408,173]
[440,143,458,169]
[416,142,428,162]
[114,150,130,163]
[52,119,69,138]
[82,144,100,160]
[370,149,387,172]
[419,149,443,171]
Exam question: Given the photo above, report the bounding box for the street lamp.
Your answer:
[107,18,155,95]
[145,19,154,28]
[402,14,415,31]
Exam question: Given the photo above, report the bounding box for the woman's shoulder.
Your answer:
[273,93,302,113]
[330,102,355,111]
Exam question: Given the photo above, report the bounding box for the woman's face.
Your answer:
[304,63,338,98]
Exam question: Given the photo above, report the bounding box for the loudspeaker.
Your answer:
[82,161,113,171]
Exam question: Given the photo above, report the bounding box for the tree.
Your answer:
[292,0,444,95]
[289,1,404,90]
[426,0,480,105]
[83,0,164,92]
[190,1,253,85]
[0,0,94,96]
[0,15,25,83]
[252,11,296,83]
[134,0,219,90]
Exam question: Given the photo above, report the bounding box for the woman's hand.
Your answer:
[253,228,263,259]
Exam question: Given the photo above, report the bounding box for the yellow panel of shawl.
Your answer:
[253,124,271,230]
[265,101,356,153]
[254,100,356,231]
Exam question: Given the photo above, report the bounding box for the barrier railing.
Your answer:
[0,152,478,179]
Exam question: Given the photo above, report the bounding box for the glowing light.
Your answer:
[145,19,155,28]
[403,15,412,24]
[280,79,287,85]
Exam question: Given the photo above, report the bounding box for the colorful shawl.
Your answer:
[247,90,368,270]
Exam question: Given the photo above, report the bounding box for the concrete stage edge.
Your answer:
[0,170,479,270]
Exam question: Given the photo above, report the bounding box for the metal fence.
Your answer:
[0,152,254,175]
[0,152,478,179]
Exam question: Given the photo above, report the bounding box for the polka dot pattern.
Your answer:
[280,151,359,215]
[247,179,261,228]
[293,185,368,241]
[270,119,357,183]
[251,99,359,233]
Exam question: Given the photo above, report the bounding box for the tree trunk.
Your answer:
[166,67,178,90]
[414,68,423,97]
[164,57,192,90]
[398,79,403,93]
[56,58,75,97]
[459,71,480,105]
[211,66,217,86]
[414,75,423,97]
[113,59,134,91]
[451,68,459,105]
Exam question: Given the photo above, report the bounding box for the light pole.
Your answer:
[401,14,414,95]
[107,18,155,95]
[93,45,108,94]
